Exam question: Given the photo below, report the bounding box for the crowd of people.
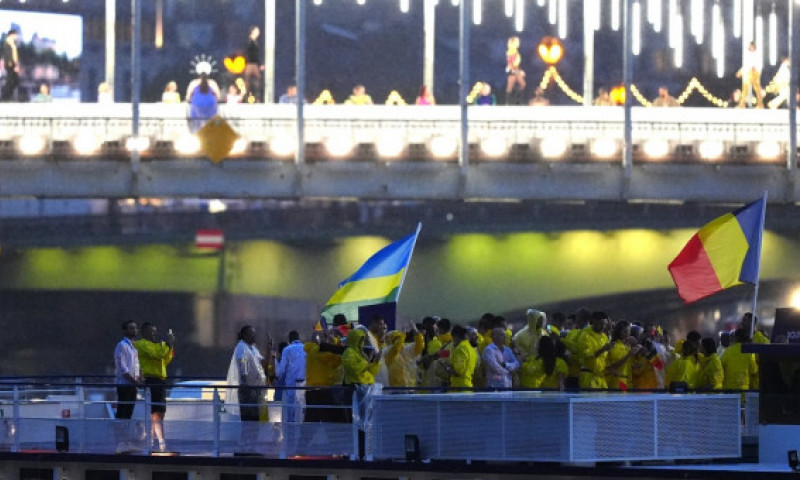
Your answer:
[111,308,768,454]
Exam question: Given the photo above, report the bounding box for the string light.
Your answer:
[313,0,323,5]
[690,0,704,44]
[548,0,557,25]
[514,0,524,31]
[769,3,777,66]
[558,0,567,39]
[400,0,410,13]
[537,0,545,7]
[473,0,482,25]
[504,0,513,17]
[673,12,684,67]
[733,0,742,38]
[357,0,366,5]
[534,69,729,108]
[668,0,679,49]
[755,11,764,69]
[712,2,725,78]
[611,0,621,31]
[632,1,642,55]
[648,0,662,33]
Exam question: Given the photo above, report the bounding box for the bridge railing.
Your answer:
[0,104,795,164]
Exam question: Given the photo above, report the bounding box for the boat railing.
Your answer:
[0,379,754,462]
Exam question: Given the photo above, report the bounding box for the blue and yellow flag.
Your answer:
[320,224,421,325]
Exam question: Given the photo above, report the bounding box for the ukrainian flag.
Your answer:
[321,224,421,324]
[668,196,766,304]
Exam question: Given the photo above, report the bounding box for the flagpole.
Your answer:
[394,222,422,301]
[749,191,768,339]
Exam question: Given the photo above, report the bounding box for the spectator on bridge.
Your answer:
[186,73,221,133]
[696,337,723,390]
[472,82,496,106]
[279,84,305,104]
[415,85,436,105]
[768,57,791,109]
[345,84,373,105]
[652,86,679,107]
[31,83,52,103]
[520,335,567,390]
[593,88,614,106]
[737,42,764,108]
[97,82,113,104]
[528,87,550,106]
[482,327,519,389]
[1,29,20,102]
[727,89,742,108]
[161,81,180,104]
[134,322,174,452]
[244,26,264,103]
[226,84,243,104]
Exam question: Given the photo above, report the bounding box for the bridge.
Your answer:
[1,103,798,202]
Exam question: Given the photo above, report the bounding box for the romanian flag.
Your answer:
[320,224,421,325]
[668,196,766,304]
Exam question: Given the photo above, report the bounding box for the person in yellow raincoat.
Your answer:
[605,321,641,391]
[422,318,454,389]
[696,337,724,390]
[520,335,568,390]
[448,325,477,391]
[305,329,345,422]
[721,329,758,391]
[563,308,592,390]
[384,321,425,388]
[514,309,549,386]
[577,313,612,390]
[665,339,699,391]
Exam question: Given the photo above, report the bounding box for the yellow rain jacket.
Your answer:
[304,342,342,387]
[450,339,478,389]
[134,339,173,380]
[342,329,380,385]
[696,353,723,390]
[384,331,425,387]
[721,343,757,391]
[577,328,609,389]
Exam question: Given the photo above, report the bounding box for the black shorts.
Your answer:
[145,377,167,414]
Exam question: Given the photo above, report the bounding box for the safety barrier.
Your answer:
[0,382,748,463]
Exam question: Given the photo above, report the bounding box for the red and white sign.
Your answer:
[195,229,225,249]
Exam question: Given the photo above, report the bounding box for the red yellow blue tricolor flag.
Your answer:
[668,196,766,304]
[320,224,421,326]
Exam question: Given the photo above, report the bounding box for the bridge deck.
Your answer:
[0,104,797,201]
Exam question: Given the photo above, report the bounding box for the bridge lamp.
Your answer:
[376,135,405,158]
[125,136,150,153]
[174,134,201,155]
[269,136,296,157]
[429,136,458,159]
[698,140,725,160]
[325,136,354,157]
[480,136,509,158]
[73,134,100,156]
[590,138,617,158]
[18,135,46,156]
[539,138,568,159]
[756,141,781,160]
[642,139,670,159]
